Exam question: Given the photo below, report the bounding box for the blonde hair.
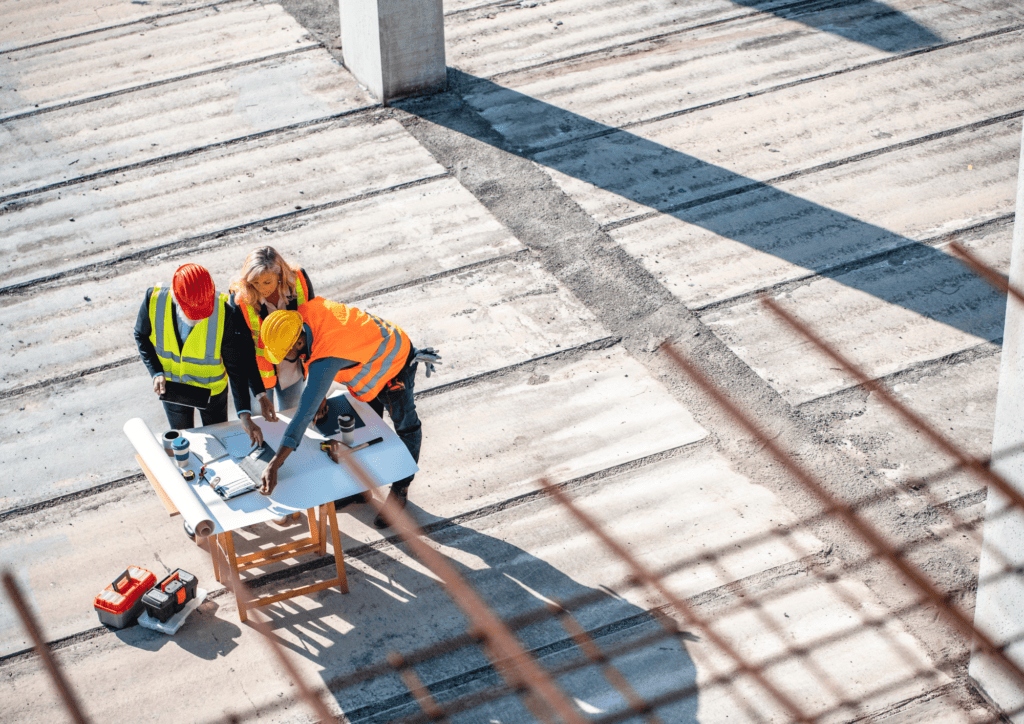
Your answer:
[230,247,301,308]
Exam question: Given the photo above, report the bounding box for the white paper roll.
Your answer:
[123,418,215,537]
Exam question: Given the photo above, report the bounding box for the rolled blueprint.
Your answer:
[123,418,215,538]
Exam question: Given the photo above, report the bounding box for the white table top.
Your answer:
[174,392,418,534]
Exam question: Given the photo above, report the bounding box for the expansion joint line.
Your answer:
[0,336,627,524]
[0,356,139,402]
[0,172,450,298]
[475,0,841,83]
[693,214,1016,315]
[0,104,384,205]
[0,250,533,401]
[0,45,322,125]
[602,113,1024,233]
[0,0,243,54]
[0,473,145,525]
[793,336,1002,411]
[521,23,1024,159]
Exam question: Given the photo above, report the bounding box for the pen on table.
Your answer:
[321,437,384,455]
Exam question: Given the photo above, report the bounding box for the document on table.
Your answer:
[185,432,228,463]
[219,431,255,458]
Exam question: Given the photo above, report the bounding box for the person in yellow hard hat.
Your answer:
[133,263,272,445]
[256,299,441,529]
[229,247,315,417]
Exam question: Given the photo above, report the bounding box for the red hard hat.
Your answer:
[172,264,216,320]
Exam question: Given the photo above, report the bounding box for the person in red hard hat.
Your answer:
[133,263,273,443]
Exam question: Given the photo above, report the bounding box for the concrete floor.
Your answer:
[1,0,1021,721]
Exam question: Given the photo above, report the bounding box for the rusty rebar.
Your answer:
[388,651,450,723]
[662,340,1024,691]
[221,562,339,723]
[537,477,821,724]
[2,570,91,724]
[339,454,589,724]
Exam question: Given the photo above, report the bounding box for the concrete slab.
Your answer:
[432,610,967,724]
[1,50,376,197]
[0,117,446,291]
[0,450,813,721]
[465,0,1022,155]
[0,180,523,393]
[688,576,956,724]
[700,229,1009,406]
[0,484,219,658]
[0,348,710,657]
[798,350,999,506]
[610,117,1018,310]
[0,0,210,52]
[0,257,606,508]
[411,346,707,520]
[527,29,1024,225]
[0,1,316,118]
[445,0,969,80]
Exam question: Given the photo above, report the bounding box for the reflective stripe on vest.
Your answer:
[242,272,310,389]
[300,298,410,402]
[344,314,404,399]
[149,287,228,393]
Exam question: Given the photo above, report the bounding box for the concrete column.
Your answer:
[339,0,446,103]
[969,122,1024,716]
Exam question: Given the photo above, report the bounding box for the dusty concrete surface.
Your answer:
[1,0,1020,721]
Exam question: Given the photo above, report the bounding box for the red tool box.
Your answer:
[93,567,157,629]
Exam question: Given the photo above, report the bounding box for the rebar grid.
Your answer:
[5,246,1023,723]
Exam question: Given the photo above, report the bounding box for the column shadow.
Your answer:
[398,67,1007,342]
[729,0,942,53]
[255,513,701,723]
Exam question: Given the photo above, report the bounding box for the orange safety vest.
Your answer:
[240,271,310,390]
[298,298,411,402]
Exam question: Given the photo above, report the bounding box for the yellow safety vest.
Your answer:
[148,286,228,395]
[241,272,310,389]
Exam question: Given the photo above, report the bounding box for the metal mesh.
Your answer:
[5,241,1020,723]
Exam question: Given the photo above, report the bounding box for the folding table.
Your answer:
[131,392,418,622]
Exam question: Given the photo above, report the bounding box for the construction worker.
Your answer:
[256,298,441,529]
[133,263,273,445]
[229,246,315,416]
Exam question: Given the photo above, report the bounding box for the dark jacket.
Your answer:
[133,287,266,414]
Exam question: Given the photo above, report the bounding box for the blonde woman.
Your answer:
[230,247,315,415]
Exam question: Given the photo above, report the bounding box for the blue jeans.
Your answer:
[281,347,422,494]
[162,387,229,430]
[369,349,421,494]
[266,379,305,413]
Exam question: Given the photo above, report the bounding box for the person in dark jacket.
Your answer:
[133,263,272,444]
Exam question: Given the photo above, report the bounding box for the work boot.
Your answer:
[373,488,408,529]
[272,511,301,526]
[334,492,369,509]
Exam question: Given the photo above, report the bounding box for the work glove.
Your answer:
[413,347,442,377]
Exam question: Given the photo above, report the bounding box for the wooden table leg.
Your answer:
[317,507,327,557]
[205,535,221,583]
[323,502,348,594]
[220,531,248,623]
[305,507,318,552]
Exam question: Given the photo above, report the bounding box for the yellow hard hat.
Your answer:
[262,310,303,364]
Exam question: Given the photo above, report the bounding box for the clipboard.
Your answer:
[159,380,211,409]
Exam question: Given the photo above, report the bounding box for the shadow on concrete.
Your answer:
[257,513,700,723]
[729,0,942,53]
[398,67,1006,342]
[113,600,243,660]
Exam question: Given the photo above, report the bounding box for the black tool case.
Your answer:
[142,569,198,622]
